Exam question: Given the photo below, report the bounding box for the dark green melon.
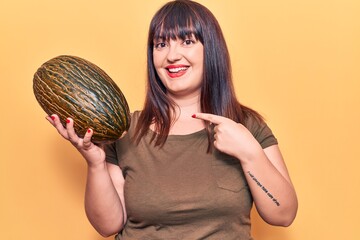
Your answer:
[33,55,131,144]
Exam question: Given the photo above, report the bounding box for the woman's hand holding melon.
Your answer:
[46,114,106,168]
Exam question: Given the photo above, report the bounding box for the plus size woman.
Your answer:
[47,1,298,239]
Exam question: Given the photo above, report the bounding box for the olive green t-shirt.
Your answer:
[105,111,278,240]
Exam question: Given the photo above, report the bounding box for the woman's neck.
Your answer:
[167,93,205,135]
[169,93,201,118]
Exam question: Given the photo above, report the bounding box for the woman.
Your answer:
[47,0,298,239]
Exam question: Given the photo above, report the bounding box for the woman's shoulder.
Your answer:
[243,112,278,148]
[243,111,264,131]
[130,110,141,118]
[129,110,142,125]
[125,110,141,134]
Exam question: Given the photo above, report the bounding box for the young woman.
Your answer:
[47,0,298,239]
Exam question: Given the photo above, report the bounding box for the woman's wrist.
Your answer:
[87,160,107,171]
[236,142,264,165]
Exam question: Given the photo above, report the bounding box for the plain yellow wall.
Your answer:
[1,0,359,239]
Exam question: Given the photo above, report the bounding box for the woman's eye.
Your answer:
[155,42,167,49]
[183,39,195,45]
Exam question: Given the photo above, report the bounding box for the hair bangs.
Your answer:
[152,4,203,43]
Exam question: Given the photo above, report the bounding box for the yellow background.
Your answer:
[1,0,359,239]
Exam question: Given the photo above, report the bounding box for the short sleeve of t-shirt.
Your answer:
[244,116,278,149]
[104,113,136,166]
[104,140,118,165]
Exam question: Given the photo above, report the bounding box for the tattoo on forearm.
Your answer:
[247,171,280,206]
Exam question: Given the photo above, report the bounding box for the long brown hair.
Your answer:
[133,0,263,150]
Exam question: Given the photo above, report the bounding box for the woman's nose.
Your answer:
[166,41,182,62]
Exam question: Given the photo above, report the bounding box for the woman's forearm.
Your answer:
[241,147,298,226]
[85,162,125,237]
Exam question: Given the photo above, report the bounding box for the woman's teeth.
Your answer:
[168,67,188,73]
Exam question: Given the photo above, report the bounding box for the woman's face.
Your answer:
[153,34,204,99]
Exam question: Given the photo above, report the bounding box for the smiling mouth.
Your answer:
[166,66,189,78]
[167,67,188,73]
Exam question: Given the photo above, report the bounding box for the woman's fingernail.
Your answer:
[51,116,56,120]
[87,129,91,133]
[66,119,70,123]
[191,114,196,118]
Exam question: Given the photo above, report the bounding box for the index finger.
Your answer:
[192,113,227,125]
